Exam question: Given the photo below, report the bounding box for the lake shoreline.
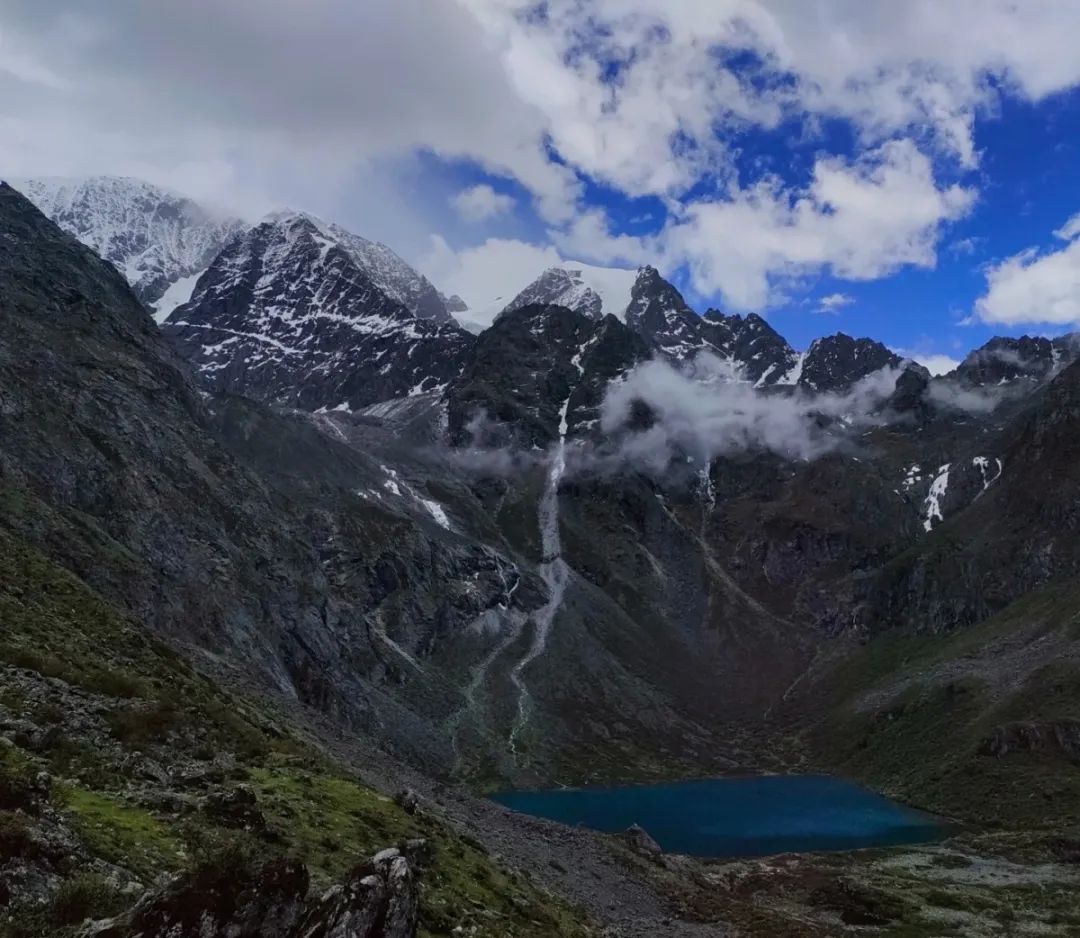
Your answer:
[491,773,948,860]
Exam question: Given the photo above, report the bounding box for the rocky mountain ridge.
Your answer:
[14,176,1080,420]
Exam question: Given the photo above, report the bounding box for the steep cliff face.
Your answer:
[446,304,648,448]
[161,212,472,411]
[857,358,1080,636]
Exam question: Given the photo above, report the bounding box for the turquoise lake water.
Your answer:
[491,775,943,858]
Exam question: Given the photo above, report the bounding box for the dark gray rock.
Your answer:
[79,857,309,938]
[621,824,662,858]
[447,303,647,448]
[953,334,1080,388]
[295,848,418,938]
[798,334,901,394]
[980,721,1080,759]
[393,788,420,815]
[78,848,420,938]
[700,309,800,385]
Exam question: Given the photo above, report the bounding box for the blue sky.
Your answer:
[397,78,1080,368]
[7,1,1080,370]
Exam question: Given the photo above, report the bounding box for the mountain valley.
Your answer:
[2,176,1080,936]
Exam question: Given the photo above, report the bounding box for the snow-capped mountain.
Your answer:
[12,175,454,326]
[291,212,453,325]
[10,176,243,319]
[484,261,905,392]
[503,262,640,321]
[950,334,1080,387]
[161,211,473,411]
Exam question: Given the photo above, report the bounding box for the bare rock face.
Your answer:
[79,848,419,938]
[980,721,1080,760]
[161,212,472,412]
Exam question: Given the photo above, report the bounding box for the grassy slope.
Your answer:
[812,577,1080,830]
[0,511,592,938]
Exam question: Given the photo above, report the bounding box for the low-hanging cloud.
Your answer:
[437,412,549,477]
[924,380,1004,414]
[593,352,904,473]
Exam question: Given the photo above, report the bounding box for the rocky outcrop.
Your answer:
[295,849,419,938]
[621,824,662,858]
[623,266,707,358]
[80,858,309,938]
[798,334,901,394]
[980,721,1080,760]
[952,334,1080,388]
[700,310,800,385]
[80,848,419,938]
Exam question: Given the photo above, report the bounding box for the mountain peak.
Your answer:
[503,261,640,322]
[798,333,901,393]
[161,208,472,412]
[257,209,450,324]
[10,174,243,318]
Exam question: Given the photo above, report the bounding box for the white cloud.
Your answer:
[659,140,974,310]
[460,0,1080,183]
[918,354,962,376]
[6,0,1080,313]
[894,350,961,376]
[1053,212,1080,242]
[596,352,904,471]
[975,219,1080,326]
[816,293,855,314]
[451,184,516,222]
[949,236,982,257]
[420,234,562,327]
[0,1,579,222]
[551,209,652,268]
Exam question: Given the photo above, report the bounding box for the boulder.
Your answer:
[393,788,420,815]
[79,857,309,938]
[296,848,418,938]
[621,824,662,858]
[202,785,266,831]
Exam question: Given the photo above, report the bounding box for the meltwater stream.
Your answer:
[492,776,944,858]
[507,393,572,754]
[508,335,597,755]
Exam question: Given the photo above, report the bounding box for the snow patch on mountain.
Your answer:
[923,464,951,532]
[153,271,203,323]
[973,455,1004,492]
[162,210,472,412]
